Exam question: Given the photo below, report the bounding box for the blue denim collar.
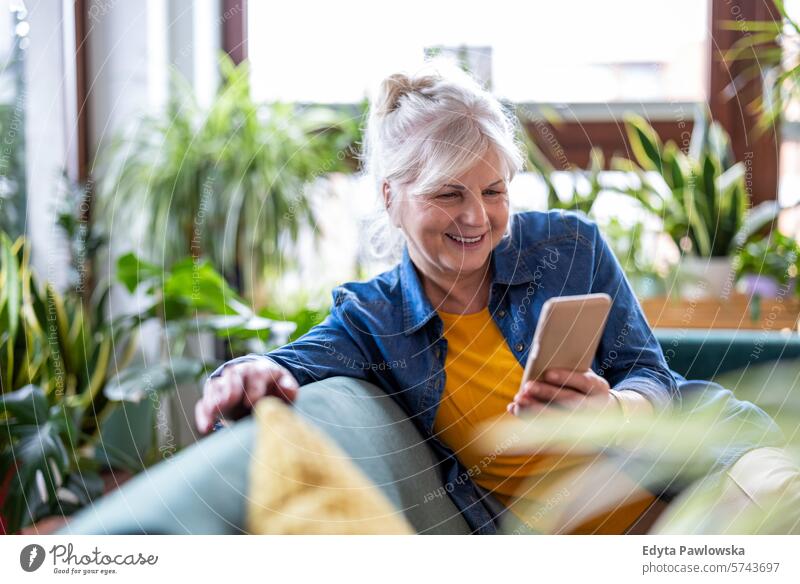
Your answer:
[399,246,439,335]
[399,220,536,335]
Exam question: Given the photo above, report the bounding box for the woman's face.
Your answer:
[388,148,509,283]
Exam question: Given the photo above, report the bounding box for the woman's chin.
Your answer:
[440,253,490,275]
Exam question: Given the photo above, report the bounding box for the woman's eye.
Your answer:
[437,192,460,200]
[483,190,504,196]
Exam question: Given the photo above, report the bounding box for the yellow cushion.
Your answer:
[245,397,414,534]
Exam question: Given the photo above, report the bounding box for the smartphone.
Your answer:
[519,293,612,392]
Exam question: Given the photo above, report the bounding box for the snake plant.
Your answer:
[0,232,139,533]
[613,111,779,258]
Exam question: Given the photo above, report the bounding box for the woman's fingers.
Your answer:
[195,360,300,434]
[542,368,610,396]
[510,370,611,417]
[274,370,300,401]
[515,380,585,404]
[195,400,213,434]
[195,376,237,434]
[237,361,298,405]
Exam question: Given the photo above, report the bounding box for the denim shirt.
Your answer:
[212,210,681,534]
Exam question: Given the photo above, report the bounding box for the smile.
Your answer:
[445,232,486,246]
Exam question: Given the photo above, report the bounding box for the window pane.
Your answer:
[0,0,27,238]
[248,0,709,104]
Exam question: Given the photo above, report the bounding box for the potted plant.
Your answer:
[517,113,604,215]
[613,110,779,298]
[734,230,800,299]
[0,228,297,533]
[94,55,362,304]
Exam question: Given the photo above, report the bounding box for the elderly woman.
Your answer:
[195,63,797,534]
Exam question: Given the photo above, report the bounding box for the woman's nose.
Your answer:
[459,191,488,225]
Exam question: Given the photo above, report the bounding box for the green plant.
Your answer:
[0,233,139,533]
[0,235,301,532]
[723,0,800,133]
[55,173,107,301]
[734,230,800,296]
[113,251,300,373]
[601,216,666,294]
[96,54,362,302]
[613,110,778,258]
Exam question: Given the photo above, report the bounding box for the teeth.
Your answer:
[446,233,482,243]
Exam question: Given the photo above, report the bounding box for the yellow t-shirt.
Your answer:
[434,307,658,534]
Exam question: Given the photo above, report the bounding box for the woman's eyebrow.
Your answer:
[442,179,505,190]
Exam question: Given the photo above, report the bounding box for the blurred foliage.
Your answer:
[476,378,800,534]
[518,109,604,215]
[55,173,107,301]
[602,217,665,297]
[0,5,27,239]
[0,229,301,532]
[734,230,800,296]
[0,233,138,534]
[0,101,26,239]
[723,0,800,134]
[114,251,298,364]
[95,54,364,300]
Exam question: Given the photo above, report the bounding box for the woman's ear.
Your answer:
[383,181,402,228]
[382,180,392,211]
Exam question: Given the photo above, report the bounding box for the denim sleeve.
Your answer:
[676,379,784,472]
[588,222,680,412]
[207,289,374,387]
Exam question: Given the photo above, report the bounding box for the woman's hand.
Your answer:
[195,359,300,434]
[508,367,612,416]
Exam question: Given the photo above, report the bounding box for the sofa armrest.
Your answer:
[57,376,472,535]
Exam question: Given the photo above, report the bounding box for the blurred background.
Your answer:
[3,0,800,534]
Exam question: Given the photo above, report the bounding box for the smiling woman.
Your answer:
[360,62,523,269]
[385,148,513,315]
[195,61,792,535]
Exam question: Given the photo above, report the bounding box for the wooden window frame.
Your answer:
[222,0,247,65]
[63,0,89,185]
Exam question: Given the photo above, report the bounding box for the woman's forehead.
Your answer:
[439,150,508,186]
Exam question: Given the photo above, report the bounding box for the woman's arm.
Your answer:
[196,289,375,432]
[208,288,375,387]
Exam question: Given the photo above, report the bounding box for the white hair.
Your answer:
[359,60,525,263]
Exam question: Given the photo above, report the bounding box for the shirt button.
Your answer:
[434,347,441,359]
[515,343,524,352]
[498,309,506,317]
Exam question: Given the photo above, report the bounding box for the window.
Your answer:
[248,0,709,106]
[0,0,27,237]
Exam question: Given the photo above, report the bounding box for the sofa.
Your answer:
[56,328,800,535]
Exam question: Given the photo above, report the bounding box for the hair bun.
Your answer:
[374,73,436,117]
